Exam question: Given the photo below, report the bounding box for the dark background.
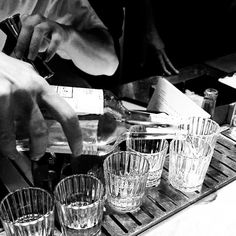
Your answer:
[122,0,236,82]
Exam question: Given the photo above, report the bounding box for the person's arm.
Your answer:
[62,25,118,76]
[14,0,119,76]
[144,0,179,75]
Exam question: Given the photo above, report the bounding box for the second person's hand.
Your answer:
[14,14,69,62]
[155,48,179,76]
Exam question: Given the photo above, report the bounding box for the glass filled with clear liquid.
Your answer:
[103,151,149,213]
[168,137,213,192]
[54,174,105,236]
[0,187,54,236]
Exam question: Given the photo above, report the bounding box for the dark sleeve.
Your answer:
[88,0,124,56]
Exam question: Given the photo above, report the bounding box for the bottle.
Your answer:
[201,88,218,119]
[51,86,176,125]
[0,14,54,79]
[16,86,181,156]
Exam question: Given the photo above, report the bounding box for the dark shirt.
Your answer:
[122,0,236,82]
[152,0,236,67]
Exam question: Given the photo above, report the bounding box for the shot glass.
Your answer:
[168,137,213,192]
[178,116,220,149]
[126,135,168,187]
[103,151,149,213]
[0,187,54,236]
[54,174,105,236]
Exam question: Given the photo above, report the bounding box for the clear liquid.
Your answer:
[108,195,143,213]
[62,223,101,236]
[169,153,211,192]
[59,201,103,236]
[4,213,54,236]
[106,174,147,213]
[146,169,162,187]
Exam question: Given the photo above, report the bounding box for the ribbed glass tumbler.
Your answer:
[127,135,168,187]
[103,151,149,213]
[54,174,105,236]
[169,137,213,192]
[0,187,54,236]
[178,116,220,149]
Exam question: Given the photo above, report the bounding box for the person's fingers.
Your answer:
[14,90,32,140]
[44,32,61,62]
[28,102,48,161]
[0,52,82,159]
[162,51,179,74]
[21,14,30,22]
[27,21,57,60]
[158,54,171,76]
[0,78,19,160]
[12,80,48,161]
[43,21,65,62]
[41,89,83,157]
[13,82,48,160]
[15,14,46,59]
[28,24,47,60]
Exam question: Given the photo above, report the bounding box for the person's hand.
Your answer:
[0,52,83,161]
[14,14,69,62]
[153,47,179,76]
[146,29,179,76]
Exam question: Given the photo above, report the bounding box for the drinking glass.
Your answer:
[168,137,213,192]
[178,116,220,149]
[103,151,149,213]
[54,174,105,236]
[126,131,168,187]
[0,187,54,236]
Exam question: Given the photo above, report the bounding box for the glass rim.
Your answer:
[128,117,220,138]
[103,151,150,175]
[0,186,54,222]
[179,117,221,138]
[126,138,169,156]
[183,116,220,128]
[170,138,213,159]
[54,174,105,207]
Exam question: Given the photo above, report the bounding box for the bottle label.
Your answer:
[51,86,104,115]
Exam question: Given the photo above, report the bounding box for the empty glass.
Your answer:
[103,151,149,213]
[54,174,105,236]
[126,134,168,187]
[0,187,54,236]
[169,138,213,192]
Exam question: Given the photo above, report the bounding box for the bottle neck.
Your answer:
[202,88,218,119]
[50,86,180,126]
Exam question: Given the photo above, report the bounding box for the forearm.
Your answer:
[59,27,119,76]
[144,0,165,50]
